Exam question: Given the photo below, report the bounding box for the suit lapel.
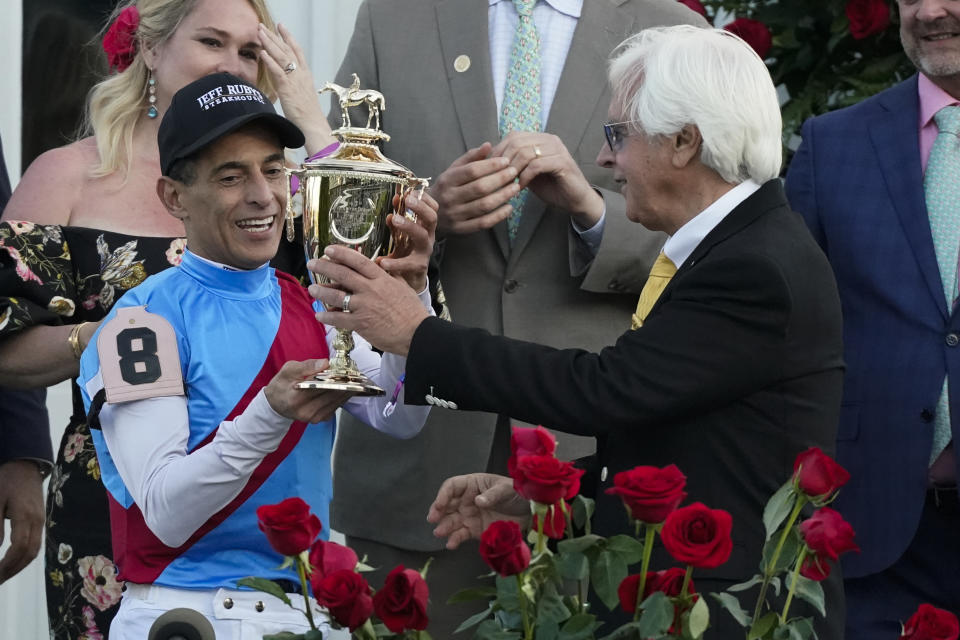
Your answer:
[437,0,509,258]
[509,0,635,260]
[869,76,948,319]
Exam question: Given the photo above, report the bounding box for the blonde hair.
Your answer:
[85,0,276,177]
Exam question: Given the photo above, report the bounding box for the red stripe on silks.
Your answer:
[110,272,330,584]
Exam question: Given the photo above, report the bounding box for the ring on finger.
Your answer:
[533,146,542,158]
[284,61,297,74]
[342,293,352,313]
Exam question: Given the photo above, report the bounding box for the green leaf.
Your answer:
[420,631,436,640]
[748,611,780,640]
[557,550,590,581]
[687,596,710,639]
[558,613,602,640]
[235,577,292,607]
[448,586,499,604]
[475,619,523,640]
[637,591,674,638]
[791,576,826,617]
[597,621,644,640]
[589,548,629,611]
[495,575,521,612]
[710,592,751,627]
[537,583,573,625]
[762,527,802,575]
[304,631,324,640]
[558,535,604,555]
[572,495,595,532]
[781,617,816,640]
[453,602,494,634]
[727,574,764,594]
[605,535,646,565]
[535,619,560,640]
[762,479,797,541]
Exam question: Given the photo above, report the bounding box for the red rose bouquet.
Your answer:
[242,497,431,640]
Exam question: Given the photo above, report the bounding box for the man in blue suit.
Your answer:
[785,0,960,634]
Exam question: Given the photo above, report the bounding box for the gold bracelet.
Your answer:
[68,322,90,360]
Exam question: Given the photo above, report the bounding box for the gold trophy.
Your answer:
[287,74,428,396]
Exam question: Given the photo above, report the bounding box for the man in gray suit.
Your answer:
[328,1,705,633]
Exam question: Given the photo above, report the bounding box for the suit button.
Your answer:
[922,408,935,423]
[600,466,608,482]
[947,333,959,347]
[504,279,519,294]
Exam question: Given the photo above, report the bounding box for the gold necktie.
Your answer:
[631,252,676,329]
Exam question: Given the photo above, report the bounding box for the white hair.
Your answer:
[608,25,782,184]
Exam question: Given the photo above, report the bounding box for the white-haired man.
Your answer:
[310,26,845,638]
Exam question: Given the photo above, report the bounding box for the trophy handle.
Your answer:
[285,168,304,243]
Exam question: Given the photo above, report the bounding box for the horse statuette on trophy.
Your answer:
[287,75,428,395]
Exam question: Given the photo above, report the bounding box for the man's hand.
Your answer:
[492,131,604,229]
[264,359,355,423]
[426,473,529,550]
[377,191,439,293]
[308,246,430,356]
[430,143,521,236]
[0,460,45,583]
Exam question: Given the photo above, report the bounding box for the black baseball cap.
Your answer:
[158,72,305,176]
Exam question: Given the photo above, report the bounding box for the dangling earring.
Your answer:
[147,74,158,119]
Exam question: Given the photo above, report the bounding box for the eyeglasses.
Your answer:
[603,120,637,152]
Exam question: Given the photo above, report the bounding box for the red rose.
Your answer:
[676,0,707,18]
[314,569,373,632]
[372,565,430,632]
[309,539,359,591]
[901,604,960,640]
[102,6,140,72]
[846,0,890,40]
[255,497,323,557]
[511,454,584,505]
[799,554,831,582]
[793,447,851,500]
[479,520,532,577]
[724,18,773,59]
[532,501,568,539]
[661,503,733,569]
[799,507,860,562]
[605,464,687,524]
[618,568,693,614]
[508,425,556,475]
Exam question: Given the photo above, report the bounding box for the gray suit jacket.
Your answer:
[330,0,704,550]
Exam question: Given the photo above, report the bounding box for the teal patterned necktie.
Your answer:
[925,105,960,463]
[499,0,542,243]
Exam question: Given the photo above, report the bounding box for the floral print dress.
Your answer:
[0,221,306,639]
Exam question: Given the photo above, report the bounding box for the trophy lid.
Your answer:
[307,74,415,182]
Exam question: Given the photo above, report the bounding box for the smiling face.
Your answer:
[166,124,287,270]
[145,0,263,113]
[596,111,679,234]
[900,0,960,92]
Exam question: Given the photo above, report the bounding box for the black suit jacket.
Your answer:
[405,181,845,637]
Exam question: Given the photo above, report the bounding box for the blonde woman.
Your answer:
[0,0,334,636]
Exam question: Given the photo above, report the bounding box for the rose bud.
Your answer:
[309,539,359,590]
[255,497,322,557]
[314,569,374,631]
[661,502,734,569]
[511,454,584,505]
[479,520,532,577]
[605,465,687,524]
[372,565,430,632]
[508,425,556,475]
[618,568,693,614]
[793,447,851,501]
[900,603,960,640]
[532,501,568,539]
[799,507,860,562]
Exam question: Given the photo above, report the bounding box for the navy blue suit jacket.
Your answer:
[785,75,960,578]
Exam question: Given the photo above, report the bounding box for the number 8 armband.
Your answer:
[97,306,185,404]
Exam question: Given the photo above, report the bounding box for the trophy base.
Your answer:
[296,370,385,396]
